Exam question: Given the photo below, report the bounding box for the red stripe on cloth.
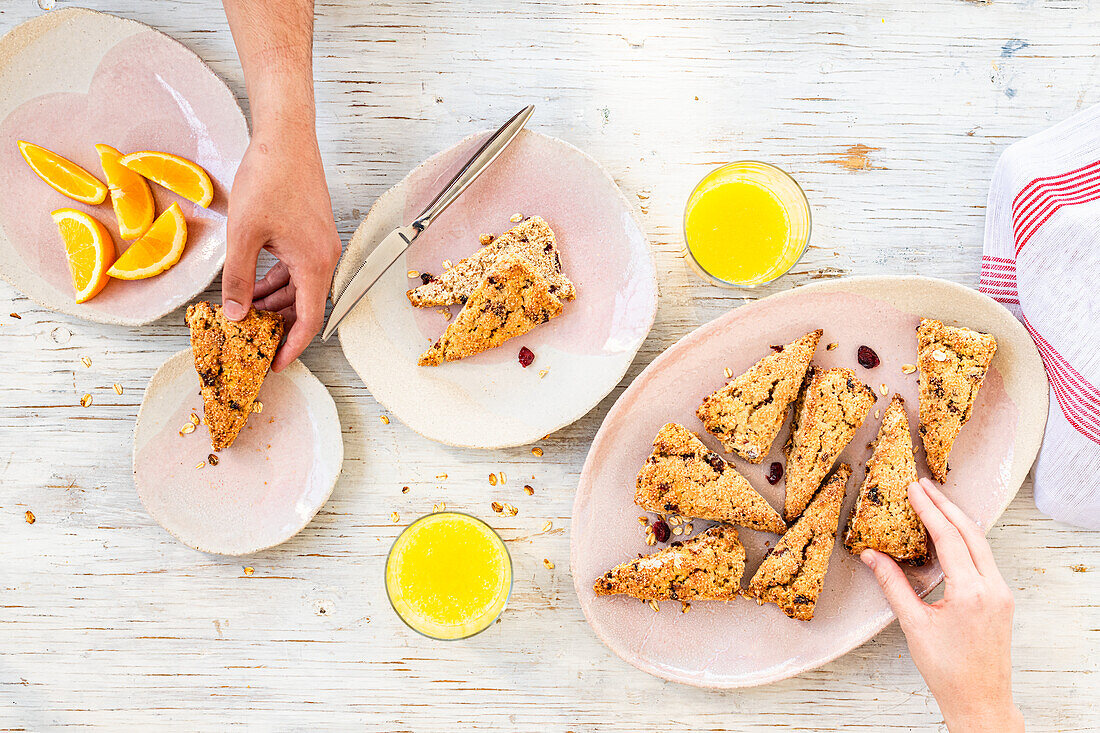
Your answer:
[1022,316,1100,445]
[1015,181,1100,252]
[1014,170,1100,235]
[981,263,1016,273]
[1013,158,1100,211]
[983,255,1016,264]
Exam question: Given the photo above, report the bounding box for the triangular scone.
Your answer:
[635,423,786,534]
[593,525,745,602]
[844,396,928,563]
[697,329,822,463]
[417,254,564,366]
[407,216,576,308]
[748,464,850,620]
[917,318,997,482]
[185,301,284,451]
[783,367,875,521]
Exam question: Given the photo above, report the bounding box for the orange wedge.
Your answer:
[50,209,116,303]
[107,202,187,280]
[20,141,108,205]
[118,150,213,208]
[96,144,155,240]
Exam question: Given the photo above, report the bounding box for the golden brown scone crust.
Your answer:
[634,423,786,534]
[593,525,746,602]
[697,329,821,463]
[916,318,997,482]
[185,301,283,451]
[417,254,563,366]
[748,464,850,620]
[783,367,875,521]
[844,396,928,563]
[407,216,576,308]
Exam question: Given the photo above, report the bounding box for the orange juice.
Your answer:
[684,161,811,287]
[385,512,511,640]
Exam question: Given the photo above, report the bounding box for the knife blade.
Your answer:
[321,224,418,342]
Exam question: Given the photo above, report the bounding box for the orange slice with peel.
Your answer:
[118,150,213,208]
[50,208,116,303]
[107,202,187,280]
[96,143,155,240]
[20,141,108,205]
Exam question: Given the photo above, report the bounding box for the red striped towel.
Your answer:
[982,103,1100,529]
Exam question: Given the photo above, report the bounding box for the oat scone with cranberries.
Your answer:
[635,423,786,534]
[418,253,563,366]
[783,367,875,521]
[593,525,746,602]
[697,329,822,463]
[844,396,928,563]
[917,318,997,483]
[407,216,576,308]
[748,464,850,620]
[185,301,284,451]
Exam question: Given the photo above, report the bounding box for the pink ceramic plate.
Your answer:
[571,276,1047,688]
[332,129,657,449]
[133,351,343,555]
[0,9,248,325]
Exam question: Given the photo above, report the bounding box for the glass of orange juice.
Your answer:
[683,161,811,288]
[385,512,512,640]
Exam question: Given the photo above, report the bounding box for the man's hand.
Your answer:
[222,0,340,371]
[223,125,340,371]
[862,478,1024,733]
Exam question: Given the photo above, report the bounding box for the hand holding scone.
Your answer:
[861,479,1023,733]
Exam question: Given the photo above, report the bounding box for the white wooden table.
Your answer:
[2,1,1098,730]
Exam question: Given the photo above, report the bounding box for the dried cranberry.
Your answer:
[651,519,671,543]
[518,346,535,367]
[420,272,434,285]
[766,462,783,485]
[857,345,880,369]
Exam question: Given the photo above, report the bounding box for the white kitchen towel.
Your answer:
[982,102,1100,529]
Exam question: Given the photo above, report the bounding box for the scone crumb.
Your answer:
[80,393,92,408]
[479,234,494,245]
[252,401,263,414]
[442,259,453,271]
[680,602,691,613]
[875,409,881,419]
[637,516,649,524]
[827,342,838,351]
[437,308,453,321]
[648,600,660,612]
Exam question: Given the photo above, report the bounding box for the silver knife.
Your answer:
[321,105,535,341]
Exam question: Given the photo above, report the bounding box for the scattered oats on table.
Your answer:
[543,558,555,569]
[499,471,507,485]
[502,503,518,517]
[380,415,389,424]
[902,363,917,374]
[81,356,91,368]
[252,401,263,413]
[442,259,453,270]
[648,600,660,612]
[25,510,35,524]
[724,367,733,379]
[531,446,543,457]
[509,213,523,223]
[479,233,494,245]
[680,602,691,613]
[524,485,534,495]
[827,342,838,351]
[436,473,448,481]
[542,520,553,532]
[401,486,410,494]
[491,501,504,513]
[9,312,20,319]
[80,394,92,408]
[538,368,549,379]
[407,269,420,279]
[113,383,123,395]
[190,412,200,425]
[488,472,498,486]
[208,454,219,466]
[179,422,195,436]
[195,462,205,470]
[390,511,400,523]
[243,567,254,576]
[879,383,889,396]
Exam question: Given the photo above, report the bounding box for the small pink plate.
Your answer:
[0,9,248,325]
[571,276,1047,688]
[332,129,658,449]
[133,350,343,556]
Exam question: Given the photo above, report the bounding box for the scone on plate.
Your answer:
[407,216,576,307]
[917,318,997,482]
[748,464,850,621]
[185,301,284,451]
[593,525,745,602]
[697,329,821,463]
[417,253,563,366]
[783,367,876,521]
[844,396,928,563]
[635,423,786,534]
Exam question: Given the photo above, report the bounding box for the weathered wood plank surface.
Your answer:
[1,0,1098,730]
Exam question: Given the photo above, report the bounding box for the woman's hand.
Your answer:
[222,123,341,371]
[861,478,1024,733]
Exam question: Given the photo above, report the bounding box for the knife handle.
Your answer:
[413,105,535,231]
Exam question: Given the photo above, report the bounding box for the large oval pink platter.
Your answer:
[571,276,1047,688]
[332,129,657,449]
[0,9,248,325]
